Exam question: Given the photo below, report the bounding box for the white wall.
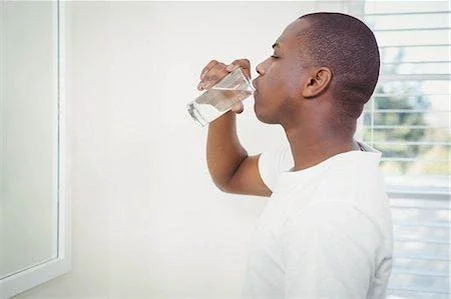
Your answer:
[15,2,347,298]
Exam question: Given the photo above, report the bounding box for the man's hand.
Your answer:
[197,59,251,114]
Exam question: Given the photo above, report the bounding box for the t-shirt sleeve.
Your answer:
[258,144,294,191]
[282,202,381,299]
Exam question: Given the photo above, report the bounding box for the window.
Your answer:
[350,2,450,298]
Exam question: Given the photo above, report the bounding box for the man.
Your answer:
[197,12,393,299]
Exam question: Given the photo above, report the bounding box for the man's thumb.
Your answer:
[231,102,244,114]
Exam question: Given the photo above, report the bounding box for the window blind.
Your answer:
[354,4,450,191]
[350,2,450,298]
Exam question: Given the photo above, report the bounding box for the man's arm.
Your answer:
[207,110,271,197]
[199,59,272,197]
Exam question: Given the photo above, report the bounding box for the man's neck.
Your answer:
[284,126,358,172]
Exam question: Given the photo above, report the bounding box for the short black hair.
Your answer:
[297,12,380,120]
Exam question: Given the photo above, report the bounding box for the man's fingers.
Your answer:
[226,64,240,72]
[229,59,251,79]
[198,61,228,90]
[231,102,244,114]
[202,65,228,90]
[198,58,251,91]
[230,58,250,68]
[200,60,219,80]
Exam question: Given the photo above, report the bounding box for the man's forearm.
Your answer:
[206,111,248,191]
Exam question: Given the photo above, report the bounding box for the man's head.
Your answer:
[253,12,380,130]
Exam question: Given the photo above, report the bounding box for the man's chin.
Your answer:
[254,103,274,124]
[253,102,263,122]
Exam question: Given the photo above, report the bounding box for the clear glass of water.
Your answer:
[187,68,255,126]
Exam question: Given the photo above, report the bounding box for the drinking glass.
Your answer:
[187,68,254,126]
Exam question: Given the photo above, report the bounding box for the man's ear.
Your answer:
[302,67,332,98]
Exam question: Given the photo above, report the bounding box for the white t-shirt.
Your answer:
[241,142,393,299]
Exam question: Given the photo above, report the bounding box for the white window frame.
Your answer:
[0,1,71,298]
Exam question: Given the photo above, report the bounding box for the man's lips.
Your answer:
[252,79,258,90]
